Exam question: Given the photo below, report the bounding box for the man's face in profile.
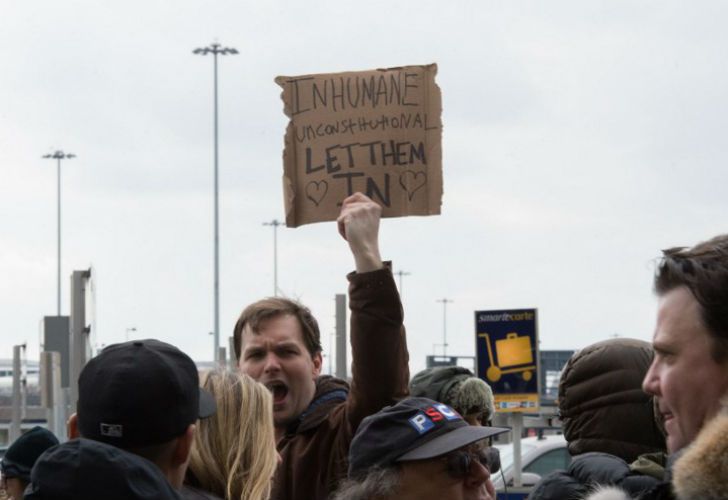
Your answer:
[643,286,728,452]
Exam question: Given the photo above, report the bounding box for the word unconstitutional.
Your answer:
[294,112,438,143]
[409,403,461,435]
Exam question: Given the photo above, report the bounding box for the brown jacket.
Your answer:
[271,265,409,500]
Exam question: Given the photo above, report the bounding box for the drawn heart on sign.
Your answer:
[399,171,427,201]
[305,180,329,206]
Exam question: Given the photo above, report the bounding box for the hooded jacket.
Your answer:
[271,265,409,500]
[528,338,666,500]
[23,438,180,500]
[558,338,665,460]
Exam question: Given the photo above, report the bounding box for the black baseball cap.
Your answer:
[77,339,216,447]
[348,397,509,478]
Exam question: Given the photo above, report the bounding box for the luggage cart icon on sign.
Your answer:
[479,332,536,383]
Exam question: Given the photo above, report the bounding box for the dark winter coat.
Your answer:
[271,265,410,500]
[527,452,663,500]
[179,485,223,500]
[582,452,681,500]
[530,338,667,500]
[24,439,180,500]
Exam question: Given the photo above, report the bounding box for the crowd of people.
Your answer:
[1,192,727,500]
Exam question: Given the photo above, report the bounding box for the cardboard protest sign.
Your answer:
[275,64,443,227]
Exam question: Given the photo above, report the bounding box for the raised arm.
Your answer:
[337,193,409,427]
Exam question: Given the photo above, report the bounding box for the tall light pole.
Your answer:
[193,42,238,362]
[263,219,283,296]
[394,270,410,298]
[436,298,453,357]
[42,150,75,316]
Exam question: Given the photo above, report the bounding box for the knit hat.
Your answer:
[1,426,59,482]
[409,366,495,423]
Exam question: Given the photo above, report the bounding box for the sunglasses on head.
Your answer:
[444,446,501,478]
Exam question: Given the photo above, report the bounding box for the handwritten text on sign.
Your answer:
[276,64,443,227]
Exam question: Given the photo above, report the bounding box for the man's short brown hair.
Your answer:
[655,234,728,362]
[233,297,323,361]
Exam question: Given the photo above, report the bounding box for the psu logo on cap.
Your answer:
[408,403,461,435]
[100,423,123,438]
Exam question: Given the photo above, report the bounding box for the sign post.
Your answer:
[475,308,539,489]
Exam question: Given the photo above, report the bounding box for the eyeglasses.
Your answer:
[444,447,501,478]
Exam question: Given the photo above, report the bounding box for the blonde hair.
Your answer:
[187,370,278,500]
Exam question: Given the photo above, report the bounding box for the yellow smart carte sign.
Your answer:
[475,309,540,413]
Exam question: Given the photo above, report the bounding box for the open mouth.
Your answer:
[266,381,289,405]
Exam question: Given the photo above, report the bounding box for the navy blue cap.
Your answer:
[348,397,509,478]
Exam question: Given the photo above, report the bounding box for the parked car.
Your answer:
[492,434,569,498]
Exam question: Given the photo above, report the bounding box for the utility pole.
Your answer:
[263,219,283,296]
[42,150,75,316]
[436,298,453,357]
[10,344,26,442]
[193,42,238,362]
[394,270,411,298]
[125,327,137,342]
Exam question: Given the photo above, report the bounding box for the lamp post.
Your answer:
[193,42,238,362]
[42,150,75,316]
[263,219,283,296]
[436,298,453,357]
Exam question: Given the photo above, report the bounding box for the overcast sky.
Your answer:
[2,1,727,375]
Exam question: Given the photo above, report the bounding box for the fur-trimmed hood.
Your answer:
[672,410,728,500]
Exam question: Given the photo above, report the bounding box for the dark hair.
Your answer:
[233,297,322,361]
[655,234,728,362]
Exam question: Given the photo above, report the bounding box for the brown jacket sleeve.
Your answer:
[346,262,410,428]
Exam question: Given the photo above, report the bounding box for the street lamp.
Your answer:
[42,150,75,316]
[436,298,453,357]
[263,219,283,296]
[193,42,238,362]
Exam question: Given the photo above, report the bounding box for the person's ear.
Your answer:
[67,413,80,439]
[173,424,195,466]
[312,351,323,377]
